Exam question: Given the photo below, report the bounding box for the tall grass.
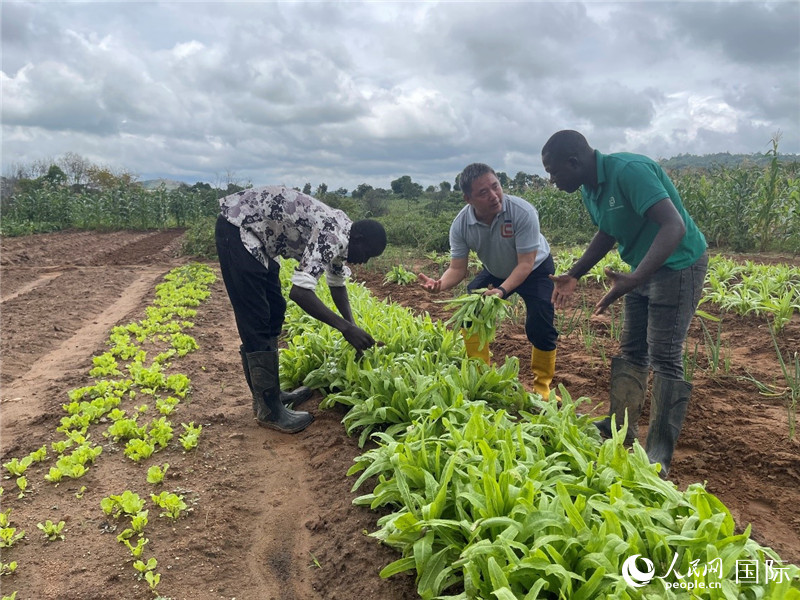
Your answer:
[1,183,219,236]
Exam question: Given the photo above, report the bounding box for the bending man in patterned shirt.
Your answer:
[216,185,387,433]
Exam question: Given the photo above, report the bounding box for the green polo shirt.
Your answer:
[581,151,706,270]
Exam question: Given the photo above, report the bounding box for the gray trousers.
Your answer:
[619,254,708,380]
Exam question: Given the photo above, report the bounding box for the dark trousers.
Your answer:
[620,253,708,379]
[215,215,285,353]
[467,254,558,351]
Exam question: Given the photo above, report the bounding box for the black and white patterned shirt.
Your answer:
[219,185,352,289]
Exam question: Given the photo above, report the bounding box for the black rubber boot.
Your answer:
[596,357,649,445]
[247,351,314,433]
[240,345,312,407]
[645,374,691,479]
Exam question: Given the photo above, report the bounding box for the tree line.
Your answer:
[2,146,798,255]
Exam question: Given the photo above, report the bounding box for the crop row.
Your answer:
[552,249,800,332]
[0,263,215,600]
[279,260,799,599]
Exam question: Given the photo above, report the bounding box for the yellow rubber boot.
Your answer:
[461,329,490,365]
[531,347,557,400]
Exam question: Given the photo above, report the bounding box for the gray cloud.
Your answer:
[2,0,798,191]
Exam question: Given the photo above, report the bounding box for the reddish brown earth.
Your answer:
[0,230,798,600]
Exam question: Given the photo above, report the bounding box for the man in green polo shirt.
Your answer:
[541,130,708,479]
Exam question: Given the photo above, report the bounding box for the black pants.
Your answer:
[467,254,558,352]
[215,215,284,353]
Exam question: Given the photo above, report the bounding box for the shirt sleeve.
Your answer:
[294,222,351,289]
[618,162,671,216]
[513,204,540,254]
[291,270,319,290]
[449,218,469,259]
[290,266,348,289]
[325,271,347,288]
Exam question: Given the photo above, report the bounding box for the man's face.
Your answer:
[347,238,378,265]
[346,242,374,265]
[464,172,503,220]
[542,153,582,194]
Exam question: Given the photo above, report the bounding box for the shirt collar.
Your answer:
[595,150,607,186]
[582,150,607,200]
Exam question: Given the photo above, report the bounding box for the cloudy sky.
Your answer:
[2,1,798,191]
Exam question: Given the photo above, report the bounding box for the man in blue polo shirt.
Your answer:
[542,130,708,479]
[418,163,559,399]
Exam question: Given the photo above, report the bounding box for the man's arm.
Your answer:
[629,198,686,280]
[550,231,616,309]
[288,285,376,350]
[568,230,617,280]
[594,198,685,314]
[485,251,536,298]
[418,257,469,293]
[328,285,354,323]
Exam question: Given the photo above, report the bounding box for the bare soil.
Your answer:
[0,230,798,600]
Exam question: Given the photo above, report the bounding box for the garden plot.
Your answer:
[1,230,798,599]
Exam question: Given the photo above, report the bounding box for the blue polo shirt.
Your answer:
[450,194,550,278]
[581,151,706,270]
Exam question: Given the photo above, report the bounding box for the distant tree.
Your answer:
[439,181,451,193]
[87,165,136,191]
[57,152,92,186]
[334,187,348,197]
[315,183,328,197]
[496,171,510,189]
[528,173,548,189]
[42,165,67,186]
[511,171,534,191]
[352,183,374,199]
[302,183,312,194]
[390,175,423,199]
[362,187,390,217]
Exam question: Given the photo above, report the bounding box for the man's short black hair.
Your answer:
[459,163,496,196]
[541,130,592,163]
[351,219,387,257]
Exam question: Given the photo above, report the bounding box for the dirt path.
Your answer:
[0,230,798,600]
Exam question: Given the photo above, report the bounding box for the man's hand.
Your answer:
[595,268,640,315]
[484,285,503,298]
[418,273,442,293]
[549,274,578,309]
[341,323,377,352]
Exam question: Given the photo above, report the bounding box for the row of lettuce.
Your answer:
[0,263,215,600]
[552,249,800,332]
[278,261,799,599]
